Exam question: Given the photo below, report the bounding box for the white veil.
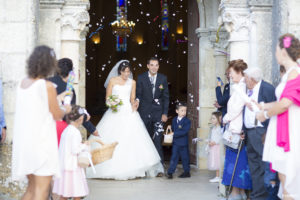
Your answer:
[104,59,132,88]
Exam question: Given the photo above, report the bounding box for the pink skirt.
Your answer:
[53,168,89,198]
[208,144,220,170]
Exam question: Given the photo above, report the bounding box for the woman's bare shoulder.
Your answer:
[109,77,119,84]
[287,69,300,81]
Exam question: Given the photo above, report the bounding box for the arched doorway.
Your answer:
[86,0,199,164]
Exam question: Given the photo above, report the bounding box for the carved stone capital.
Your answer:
[61,10,90,32]
[220,6,251,42]
[209,29,229,51]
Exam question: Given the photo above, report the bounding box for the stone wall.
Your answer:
[0,0,39,197]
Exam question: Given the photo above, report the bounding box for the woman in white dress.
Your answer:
[256,34,300,200]
[12,46,71,200]
[87,60,163,180]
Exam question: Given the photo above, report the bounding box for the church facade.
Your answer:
[1,0,300,198]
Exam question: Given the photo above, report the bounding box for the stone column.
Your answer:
[0,0,39,198]
[249,0,273,82]
[210,29,229,196]
[61,0,90,107]
[220,0,251,63]
[78,27,89,108]
[196,28,218,169]
[39,0,65,57]
[286,0,300,37]
[212,29,229,82]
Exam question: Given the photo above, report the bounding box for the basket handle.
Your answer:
[165,125,173,135]
[89,138,105,146]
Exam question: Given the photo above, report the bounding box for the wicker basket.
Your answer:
[162,128,173,146]
[90,138,118,165]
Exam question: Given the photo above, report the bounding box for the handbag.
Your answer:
[163,127,173,145]
[77,146,96,173]
[222,125,241,149]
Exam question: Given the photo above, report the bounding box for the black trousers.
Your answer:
[142,117,164,163]
[246,127,268,200]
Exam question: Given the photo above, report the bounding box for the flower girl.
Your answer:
[53,105,89,200]
[208,111,223,183]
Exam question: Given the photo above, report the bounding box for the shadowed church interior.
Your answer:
[86,0,191,161]
[86,0,188,118]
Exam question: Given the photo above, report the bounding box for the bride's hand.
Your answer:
[131,101,139,112]
[131,104,138,112]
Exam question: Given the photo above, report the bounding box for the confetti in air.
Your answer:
[153,16,159,22]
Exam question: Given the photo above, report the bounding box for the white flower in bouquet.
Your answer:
[106,95,123,112]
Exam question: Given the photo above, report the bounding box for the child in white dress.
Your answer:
[208,111,223,183]
[53,105,89,200]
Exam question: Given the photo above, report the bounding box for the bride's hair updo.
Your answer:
[118,60,131,75]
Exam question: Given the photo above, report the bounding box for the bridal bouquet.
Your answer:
[106,95,123,113]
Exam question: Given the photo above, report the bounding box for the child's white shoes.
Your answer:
[209,176,220,183]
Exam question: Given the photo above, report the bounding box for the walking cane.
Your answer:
[226,137,244,200]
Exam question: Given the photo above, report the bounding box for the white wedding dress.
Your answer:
[86,78,163,180]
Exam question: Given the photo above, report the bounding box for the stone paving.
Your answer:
[85,168,221,200]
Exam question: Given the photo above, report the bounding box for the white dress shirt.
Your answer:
[244,81,264,129]
[148,72,157,96]
[177,116,182,123]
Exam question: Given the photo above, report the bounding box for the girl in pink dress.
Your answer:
[53,105,89,200]
[208,111,223,183]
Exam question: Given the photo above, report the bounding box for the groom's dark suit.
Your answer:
[136,72,169,162]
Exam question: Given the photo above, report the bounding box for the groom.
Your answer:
[135,57,169,171]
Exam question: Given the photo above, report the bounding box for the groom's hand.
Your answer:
[161,114,168,123]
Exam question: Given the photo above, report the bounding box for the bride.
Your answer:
[86,60,164,180]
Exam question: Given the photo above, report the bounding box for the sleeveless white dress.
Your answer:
[12,79,60,181]
[86,78,163,180]
[263,67,300,199]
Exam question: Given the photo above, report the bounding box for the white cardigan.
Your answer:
[58,125,87,171]
[223,78,246,134]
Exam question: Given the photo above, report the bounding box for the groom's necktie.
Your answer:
[150,76,155,97]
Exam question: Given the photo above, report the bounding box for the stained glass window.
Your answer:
[116,0,127,52]
[161,0,169,51]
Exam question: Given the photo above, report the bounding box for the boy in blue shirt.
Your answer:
[166,102,191,179]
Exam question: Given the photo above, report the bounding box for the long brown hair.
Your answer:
[27,45,57,78]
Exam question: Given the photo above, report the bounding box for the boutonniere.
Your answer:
[178,125,182,129]
[159,84,164,90]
